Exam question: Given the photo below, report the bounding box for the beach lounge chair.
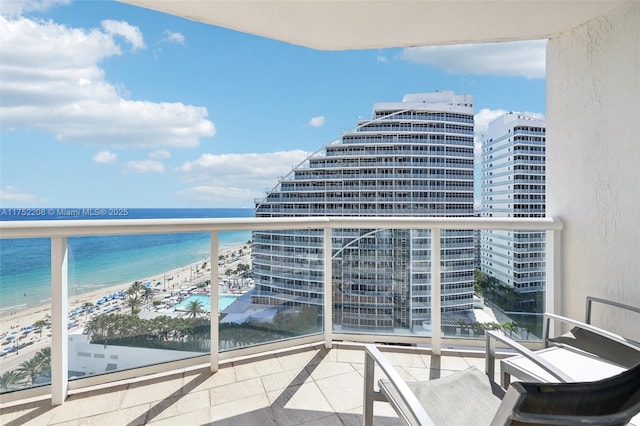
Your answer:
[363,344,640,425]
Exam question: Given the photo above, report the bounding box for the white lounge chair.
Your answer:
[363,344,640,425]
[486,297,640,388]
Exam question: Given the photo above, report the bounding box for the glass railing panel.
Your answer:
[62,229,246,380]
[224,228,324,351]
[1,237,52,393]
[66,231,217,381]
[331,228,440,337]
[466,229,546,341]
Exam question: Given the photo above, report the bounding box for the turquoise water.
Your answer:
[173,294,238,313]
[0,208,253,313]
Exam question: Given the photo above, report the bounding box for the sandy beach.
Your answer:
[0,242,252,365]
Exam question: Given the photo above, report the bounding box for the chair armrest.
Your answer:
[485,330,573,384]
[543,312,640,351]
[585,296,640,324]
[363,344,434,426]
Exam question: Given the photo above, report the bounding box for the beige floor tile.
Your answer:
[146,406,212,426]
[305,359,355,381]
[269,381,334,425]
[176,388,211,414]
[379,350,429,368]
[210,393,273,424]
[275,347,322,371]
[76,403,150,426]
[302,412,346,425]
[120,374,185,409]
[463,355,487,370]
[397,365,431,382]
[0,399,60,426]
[49,420,80,426]
[316,370,363,413]
[183,365,237,394]
[49,385,127,423]
[142,396,181,423]
[434,354,471,372]
[342,403,402,426]
[261,366,307,392]
[233,356,283,382]
[210,377,263,406]
[335,347,366,364]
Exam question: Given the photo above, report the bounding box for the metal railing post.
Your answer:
[324,227,333,349]
[210,231,219,373]
[431,228,441,355]
[51,236,68,406]
[545,228,562,336]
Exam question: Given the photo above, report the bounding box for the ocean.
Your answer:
[0,208,254,313]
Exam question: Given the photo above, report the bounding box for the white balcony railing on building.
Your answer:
[0,216,562,406]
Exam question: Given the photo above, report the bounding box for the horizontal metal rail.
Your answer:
[0,216,562,238]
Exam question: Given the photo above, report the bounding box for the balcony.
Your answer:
[1,0,638,420]
[0,216,562,411]
[0,342,493,425]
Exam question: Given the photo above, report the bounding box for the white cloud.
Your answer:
[0,185,46,203]
[125,160,165,173]
[399,40,546,79]
[177,150,309,205]
[0,0,70,17]
[101,20,145,50]
[475,108,545,136]
[376,55,388,63]
[177,185,258,207]
[307,116,326,127]
[93,150,117,164]
[0,15,215,148]
[148,149,170,160]
[474,108,545,155]
[162,30,185,45]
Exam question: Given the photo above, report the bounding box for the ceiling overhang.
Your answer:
[118,0,626,50]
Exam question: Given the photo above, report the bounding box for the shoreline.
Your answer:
[0,242,252,347]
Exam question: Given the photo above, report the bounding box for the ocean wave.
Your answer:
[0,304,27,313]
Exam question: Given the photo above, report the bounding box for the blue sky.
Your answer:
[0,0,546,208]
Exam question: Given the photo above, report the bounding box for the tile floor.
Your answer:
[0,343,490,425]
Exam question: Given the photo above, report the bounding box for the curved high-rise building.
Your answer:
[253,91,475,332]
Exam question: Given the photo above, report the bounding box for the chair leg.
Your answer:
[363,350,376,426]
[501,371,511,389]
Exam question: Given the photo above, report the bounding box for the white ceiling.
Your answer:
[119,0,626,50]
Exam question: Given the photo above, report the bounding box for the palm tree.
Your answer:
[185,299,206,319]
[141,287,154,304]
[34,347,51,372]
[125,295,142,316]
[128,280,143,296]
[33,319,48,338]
[0,370,27,391]
[82,301,94,320]
[501,321,518,338]
[17,357,43,385]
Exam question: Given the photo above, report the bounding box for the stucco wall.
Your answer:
[546,2,640,338]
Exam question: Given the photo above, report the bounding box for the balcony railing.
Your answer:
[0,216,562,406]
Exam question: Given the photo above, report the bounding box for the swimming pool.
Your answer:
[172,294,238,313]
